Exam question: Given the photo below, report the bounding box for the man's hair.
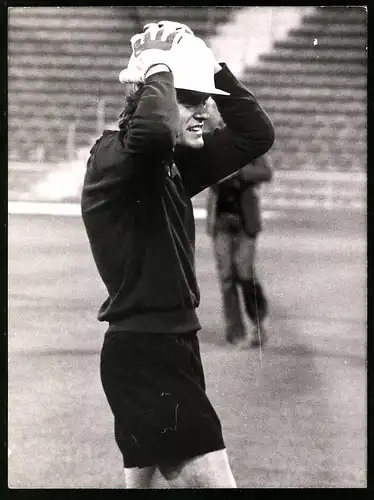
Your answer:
[118,84,210,131]
[118,82,145,131]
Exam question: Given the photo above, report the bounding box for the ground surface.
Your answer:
[8,213,366,489]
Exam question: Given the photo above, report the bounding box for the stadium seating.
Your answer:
[8,7,236,163]
[8,7,366,210]
[242,6,366,173]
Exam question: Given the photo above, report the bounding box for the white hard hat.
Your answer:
[171,34,229,95]
[119,33,229,96]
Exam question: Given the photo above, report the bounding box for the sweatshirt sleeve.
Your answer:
[89,71,179,182]
[124,71,179,164]
[178,64,275,198]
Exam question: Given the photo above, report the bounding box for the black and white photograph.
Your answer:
[7,6,367,489]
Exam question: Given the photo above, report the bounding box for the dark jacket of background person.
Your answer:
[81,65,274,335]
[206,154,273,238]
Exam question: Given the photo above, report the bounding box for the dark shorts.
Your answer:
[100,330,225,468]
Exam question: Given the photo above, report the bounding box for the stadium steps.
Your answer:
[246,72,366,88]
[8,96,367,118]
[262,170,365,211]
[8,6,236,163]
[8,53,134,69]
[245,86,366,101]
[240,4,366,200]
[270,113,366,129]
[128,6,237,26]
[8,85,367,103]
[8,28,131,43]
[299,7,367,21]
[8,41,134,57]
[260,100,364,114]
[270,151,364,172]
[274,35,367,50]
[246,60,364,74]
[8,6,130,17]
[288,22,365,38]
[8,73,365,94]
[262,48,365,64]
[8,6,367,211]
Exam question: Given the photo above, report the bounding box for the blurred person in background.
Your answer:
[205,99,273,347]
[206,152,273,347]
[81,21,274,489]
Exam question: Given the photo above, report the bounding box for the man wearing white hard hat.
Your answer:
[81,21,274,488]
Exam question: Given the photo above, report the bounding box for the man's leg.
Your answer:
[124,465,158,488]
[159,449,237,488]
[213,229,246,342]
[235,234,268,345]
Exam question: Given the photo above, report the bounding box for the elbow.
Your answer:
[265,172,273,183]
[264,165,274,183]
[260,120,275,156]
[252,112,275,157]
[267,125,276,151]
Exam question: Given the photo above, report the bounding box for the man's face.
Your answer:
[176,90,210,149]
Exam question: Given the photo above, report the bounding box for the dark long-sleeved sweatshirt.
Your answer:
[81,64,274,334]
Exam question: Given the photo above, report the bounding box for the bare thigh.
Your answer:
[159,449,237,488]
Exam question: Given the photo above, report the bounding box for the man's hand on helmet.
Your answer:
[119,22,193,84]
[143,20,194,38]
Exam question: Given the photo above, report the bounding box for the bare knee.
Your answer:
[159,449,237,488]
[124,465,157,488]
